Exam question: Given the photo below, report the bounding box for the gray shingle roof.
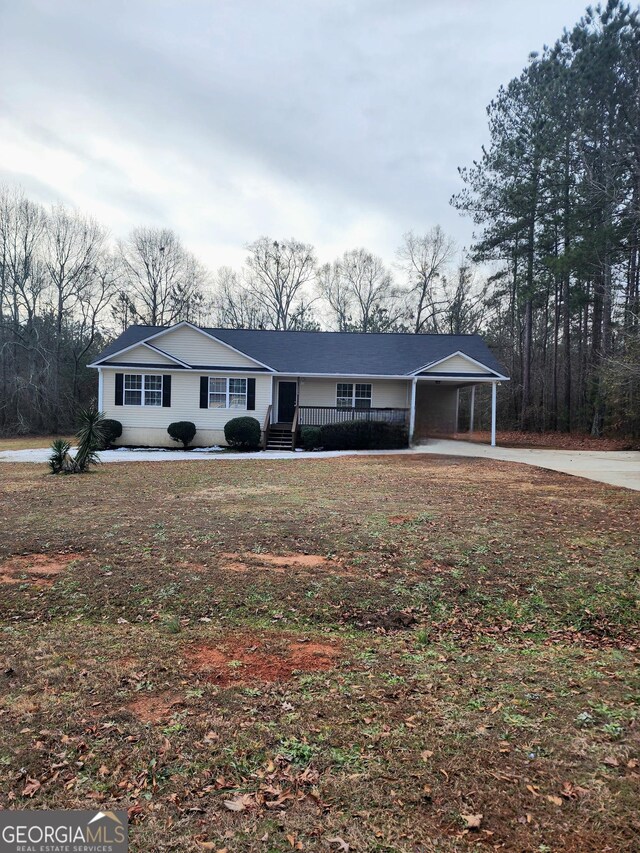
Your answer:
[93,324,508,377]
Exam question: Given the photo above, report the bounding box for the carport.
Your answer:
[407,353,505,446]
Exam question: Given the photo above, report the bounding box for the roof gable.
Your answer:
[152,323,270,369]
[101,343,181,367]
[413,351,503,377]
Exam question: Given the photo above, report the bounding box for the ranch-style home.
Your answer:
[89,322,509,449]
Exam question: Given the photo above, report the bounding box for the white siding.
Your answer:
[151,326,261,367]
[298,378,410,408]
[423,354,491,375]
[104,344,176,365]
[102,370,271,447]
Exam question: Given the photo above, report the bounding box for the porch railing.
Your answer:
[298,406,410,427]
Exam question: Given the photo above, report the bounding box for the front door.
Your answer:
[277,381,297,423]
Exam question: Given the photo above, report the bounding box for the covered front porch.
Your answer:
[263,371,500,450]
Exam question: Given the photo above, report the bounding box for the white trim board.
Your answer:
[90,365,270,375]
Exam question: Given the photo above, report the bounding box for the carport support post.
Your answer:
[408,378,417,445]
[491,382,497,447]
[469,385,475,433]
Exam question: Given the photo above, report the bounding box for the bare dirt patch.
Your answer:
[0,553,80,587]
[126,692,182,723]
[219,552,334,574]
[185,632,342,685]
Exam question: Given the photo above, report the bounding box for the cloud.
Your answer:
[0,0,590,268]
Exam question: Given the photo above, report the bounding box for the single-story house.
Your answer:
[89,322,509,449]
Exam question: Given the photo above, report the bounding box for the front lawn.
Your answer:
[0,434,74,451]
[0,457,638,851]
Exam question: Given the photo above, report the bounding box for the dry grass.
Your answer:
[0,434,74,451]
[0,456,638,852]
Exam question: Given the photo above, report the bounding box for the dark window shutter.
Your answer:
[162,375,171,407]
[247,378,256,410]
[115,373,123,406]
[200,376,209,408]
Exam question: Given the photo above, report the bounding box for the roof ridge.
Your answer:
[211,327,481,337]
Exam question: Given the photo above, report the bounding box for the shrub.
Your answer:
[224,416,261,450]
[101,418,122,448]
[300,426,322,450]
[74,406,106,472]
[48,439,72,474]
[168,421,197,448]
[319,419,408,451]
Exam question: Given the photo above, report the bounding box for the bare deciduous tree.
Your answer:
[316,260,351,331]
[396,227,455,333]
[319,248,402,332]
[438,262,489,334]
[209,266,269,329]
[244,237,317,330]
[119,227,207,326]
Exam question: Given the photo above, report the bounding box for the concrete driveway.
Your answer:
[419,439,640,491]
[1,439,638,491]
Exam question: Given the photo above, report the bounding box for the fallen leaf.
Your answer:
[461,813,483,829]
[21,778,41,797]
[546,795,563,806]
[421,750,433,762]
[223,793,253,812]
[603,756,619,767]
[327,837,350,852]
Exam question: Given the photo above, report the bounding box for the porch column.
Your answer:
[469,385,475,433]
[455,388,460,433]
[97,368,103,411]
[491,381,497,447]
[408,378,417,444]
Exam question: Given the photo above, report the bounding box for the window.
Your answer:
[355,383,372,409]
[209,377,247,409]
[209,378,227,408]
[144,375,162,407]
[124,374,142,406]
[337,382,372,409]
[229,378,247,408]
[337,383,353,409]
[124,374,163,406]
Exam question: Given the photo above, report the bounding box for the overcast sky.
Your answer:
[1,0,589,269]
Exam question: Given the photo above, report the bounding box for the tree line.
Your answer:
[454,0,640,436]
[0,186,485,435]
[2,1,638,437]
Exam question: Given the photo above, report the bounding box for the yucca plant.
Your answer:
[48,439,72,474]
[73,406,106,473]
